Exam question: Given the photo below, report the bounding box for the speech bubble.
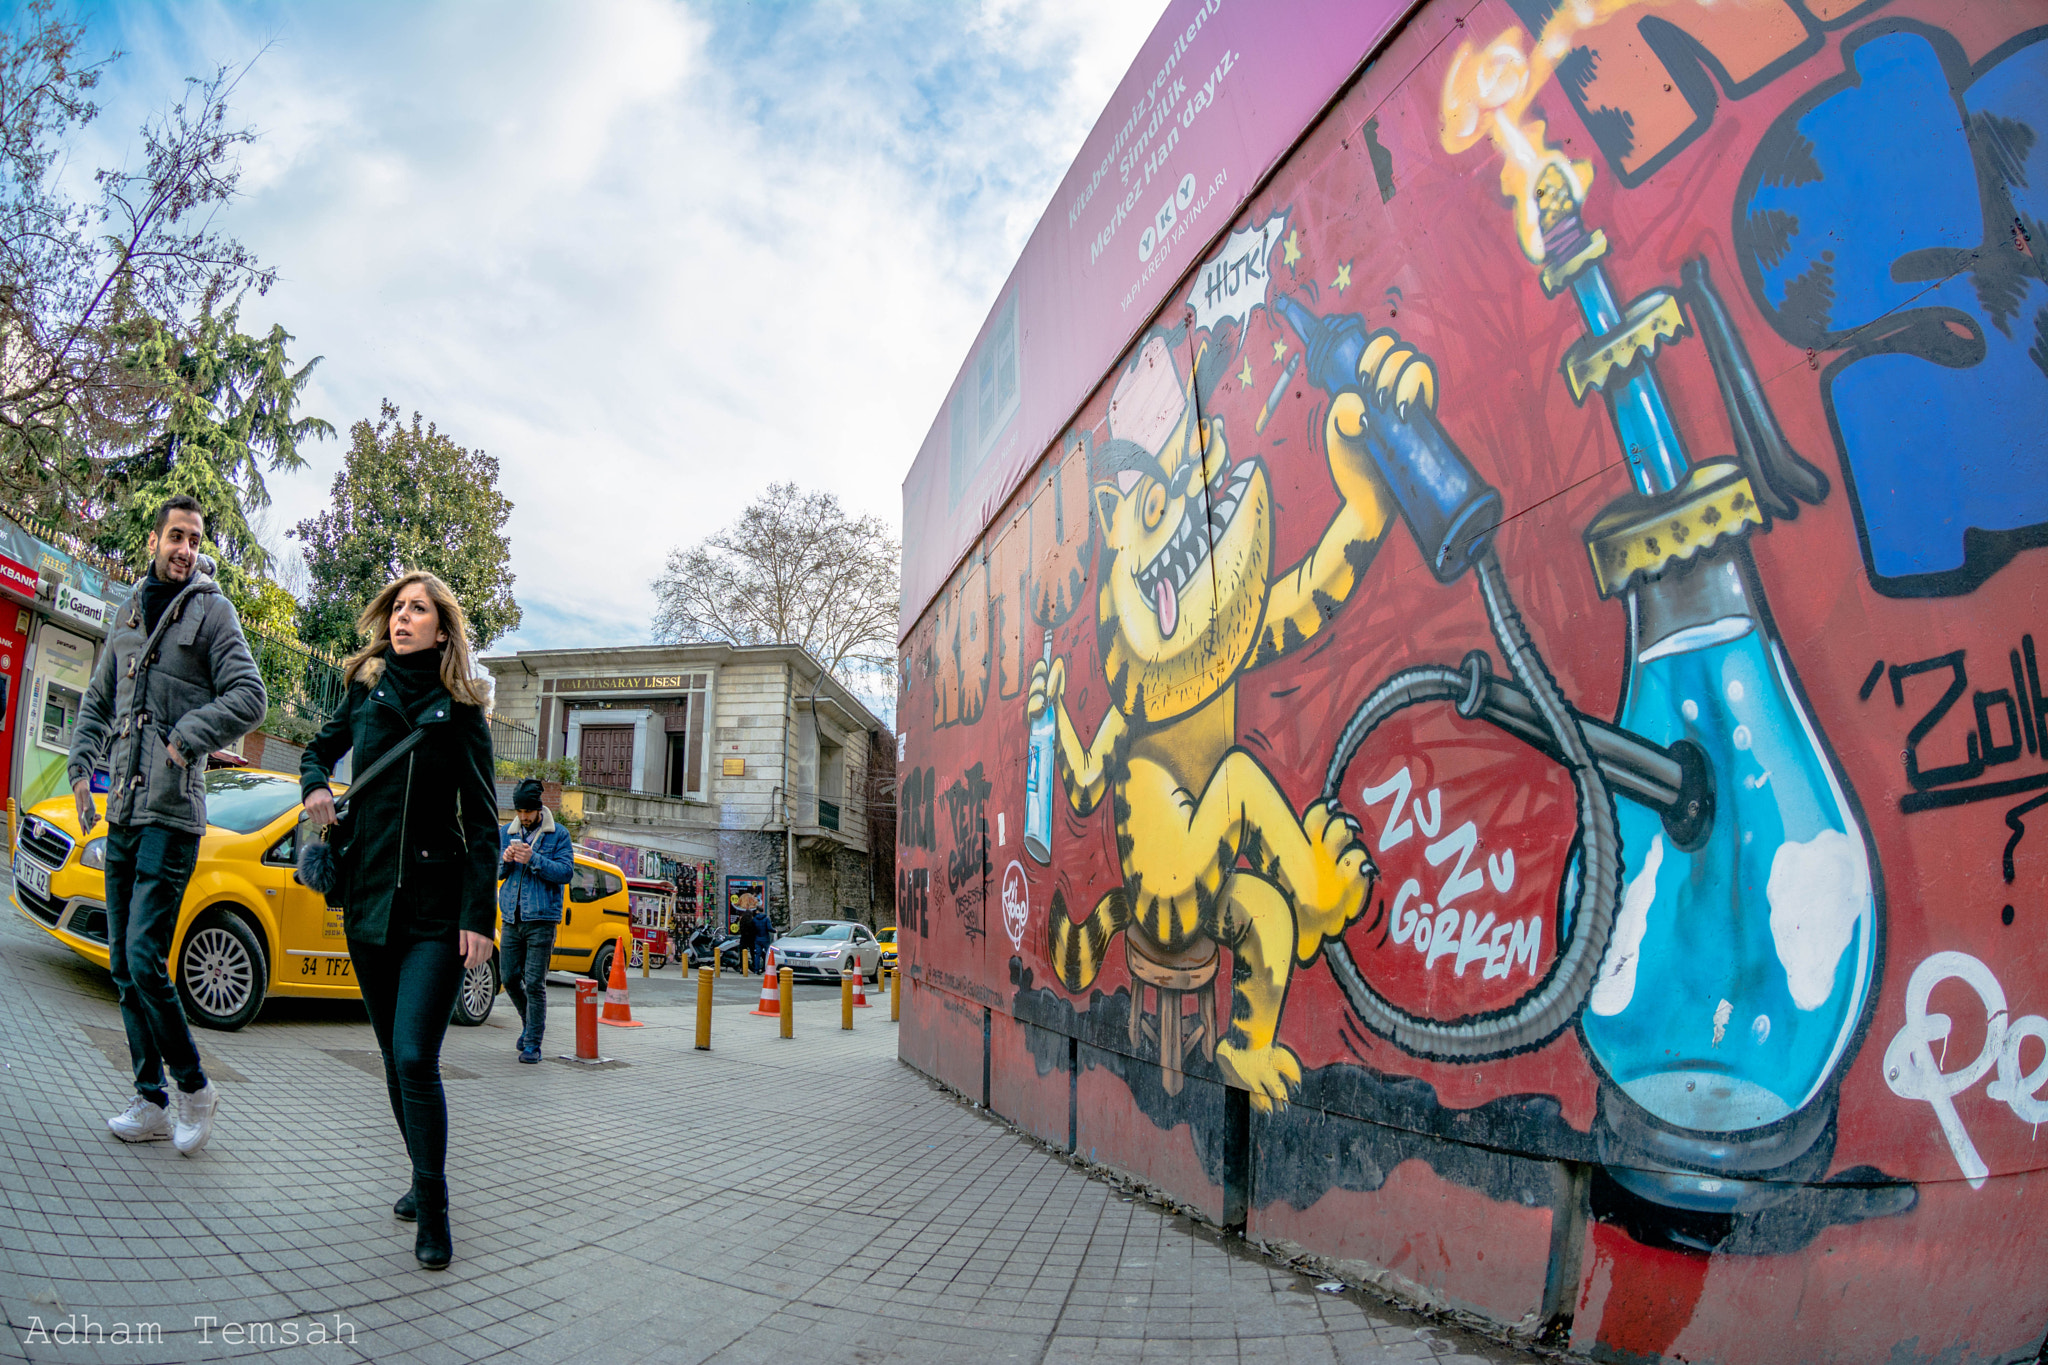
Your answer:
[1184,211,1288,335]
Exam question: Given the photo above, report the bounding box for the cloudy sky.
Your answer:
[71,0,1166,660]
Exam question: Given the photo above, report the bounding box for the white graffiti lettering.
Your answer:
[1365,766,1538,981]
[1426,821,1484,906]
[1884,950,2048,1188]
[1363,766,1415,849]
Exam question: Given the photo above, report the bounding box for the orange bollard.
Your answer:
[890,964,901,1022]
[841,963,854,1031]
[779,967,794,1039]
[570,978,602,1061]
[695,966,714,1051]
[599,938,644,1028]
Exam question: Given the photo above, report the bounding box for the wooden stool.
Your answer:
[1124,933,1219,1097]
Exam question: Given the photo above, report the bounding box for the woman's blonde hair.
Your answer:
[341,570,491,707]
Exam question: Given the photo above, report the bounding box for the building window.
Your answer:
[949,292,1020,506]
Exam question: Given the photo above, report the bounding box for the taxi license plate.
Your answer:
[13,852,50,899]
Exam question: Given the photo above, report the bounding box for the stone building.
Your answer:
[481,643,890,927]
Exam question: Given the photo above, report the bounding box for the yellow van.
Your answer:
[10,768,631,1031]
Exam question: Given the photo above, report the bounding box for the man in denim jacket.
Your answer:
[70,496,266,1154]
[498,779,573,1063]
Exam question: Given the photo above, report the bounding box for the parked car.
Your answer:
[770,919,882,983]
[11,768,632,1031]
[875,925,898,971]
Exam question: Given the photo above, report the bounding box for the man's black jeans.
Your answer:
[349,934,464,1182]
[104,821,208,1106]
[500,919,557,1050]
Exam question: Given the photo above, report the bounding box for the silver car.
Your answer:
[770,919,882,983]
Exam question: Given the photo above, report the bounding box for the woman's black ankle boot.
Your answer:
[412,1176,451,1270]
[393,1186,417,1222]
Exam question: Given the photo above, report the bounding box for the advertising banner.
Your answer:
[898,0,1416,636]
[724,875,766,930]
[51,583,108,635]
[0,553,36,602]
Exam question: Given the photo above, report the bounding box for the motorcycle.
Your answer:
[681,925,745,973]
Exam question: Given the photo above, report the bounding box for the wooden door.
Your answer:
[578,725,635,790]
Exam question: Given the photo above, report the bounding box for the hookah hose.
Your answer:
[1319,548,1624,1061]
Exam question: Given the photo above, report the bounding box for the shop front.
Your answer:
[0,511,127,820]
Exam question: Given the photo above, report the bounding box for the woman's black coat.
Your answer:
[300,667,499,945]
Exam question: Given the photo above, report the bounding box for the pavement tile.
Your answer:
[0,901,1543,1364]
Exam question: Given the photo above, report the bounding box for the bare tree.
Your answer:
[0,3,276,517]
[652,482,899,684]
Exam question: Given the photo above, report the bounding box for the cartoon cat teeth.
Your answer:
[1133,462,1257,640]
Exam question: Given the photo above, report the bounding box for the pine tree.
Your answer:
[294,401,520,653]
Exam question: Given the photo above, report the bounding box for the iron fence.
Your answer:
[246,627,348,739]
[490,716,539,764]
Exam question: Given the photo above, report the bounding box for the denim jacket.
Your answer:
[498,807,574,924]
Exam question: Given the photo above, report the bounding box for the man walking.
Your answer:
[751,906,774,974]
[736,903,759,976]
[75,496,266,1154]
[499,778,573,1063]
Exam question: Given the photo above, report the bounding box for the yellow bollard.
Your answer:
[778,966,794,1039]
[890,963,901,1022]
[640,937,650,979]
[841,963,854,1031]
[6,797,15,858]
[695,966,713,1051]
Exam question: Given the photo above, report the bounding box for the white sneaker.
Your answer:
[107,1096,172,1143]
[171,1082,219,1155]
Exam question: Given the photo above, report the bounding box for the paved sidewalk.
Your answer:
[0,901,1544,1364]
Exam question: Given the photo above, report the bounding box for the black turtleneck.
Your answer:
[381,645,446,712]
[140,566,183,635]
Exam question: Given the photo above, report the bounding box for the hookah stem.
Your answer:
[1321,549,1624,1061]
[1568,265,1688,497]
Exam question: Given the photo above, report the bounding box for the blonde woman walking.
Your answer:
[301,571,498,1270]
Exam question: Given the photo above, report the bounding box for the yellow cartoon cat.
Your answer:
[1029,329,1438,1110]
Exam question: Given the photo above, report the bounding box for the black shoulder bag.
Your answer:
[297,726,430,908]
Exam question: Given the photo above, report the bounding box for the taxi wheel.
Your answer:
[589,941,616,985]
[450,952,498,1027]
[176,910,268,1032]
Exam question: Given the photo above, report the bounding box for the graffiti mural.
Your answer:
[898,2,2048,1361]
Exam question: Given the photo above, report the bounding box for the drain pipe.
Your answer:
[783,660,797,927]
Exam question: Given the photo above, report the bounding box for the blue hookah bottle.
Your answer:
[1563,264,1880,1212]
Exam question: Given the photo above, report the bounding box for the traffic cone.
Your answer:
[850,957,871,1008]
[599,938,645,1028]
[749,949,782,1016]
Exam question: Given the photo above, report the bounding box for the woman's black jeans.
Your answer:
[348,933,463,1183]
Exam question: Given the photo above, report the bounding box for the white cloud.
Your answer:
[75,0,1166,659]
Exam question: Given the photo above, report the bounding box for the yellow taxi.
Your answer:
[10,768,632,1031]
[876,924,899,971]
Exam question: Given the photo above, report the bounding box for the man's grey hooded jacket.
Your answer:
[68,560,267,835]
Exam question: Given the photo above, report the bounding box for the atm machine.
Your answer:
[20,622,97,812]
